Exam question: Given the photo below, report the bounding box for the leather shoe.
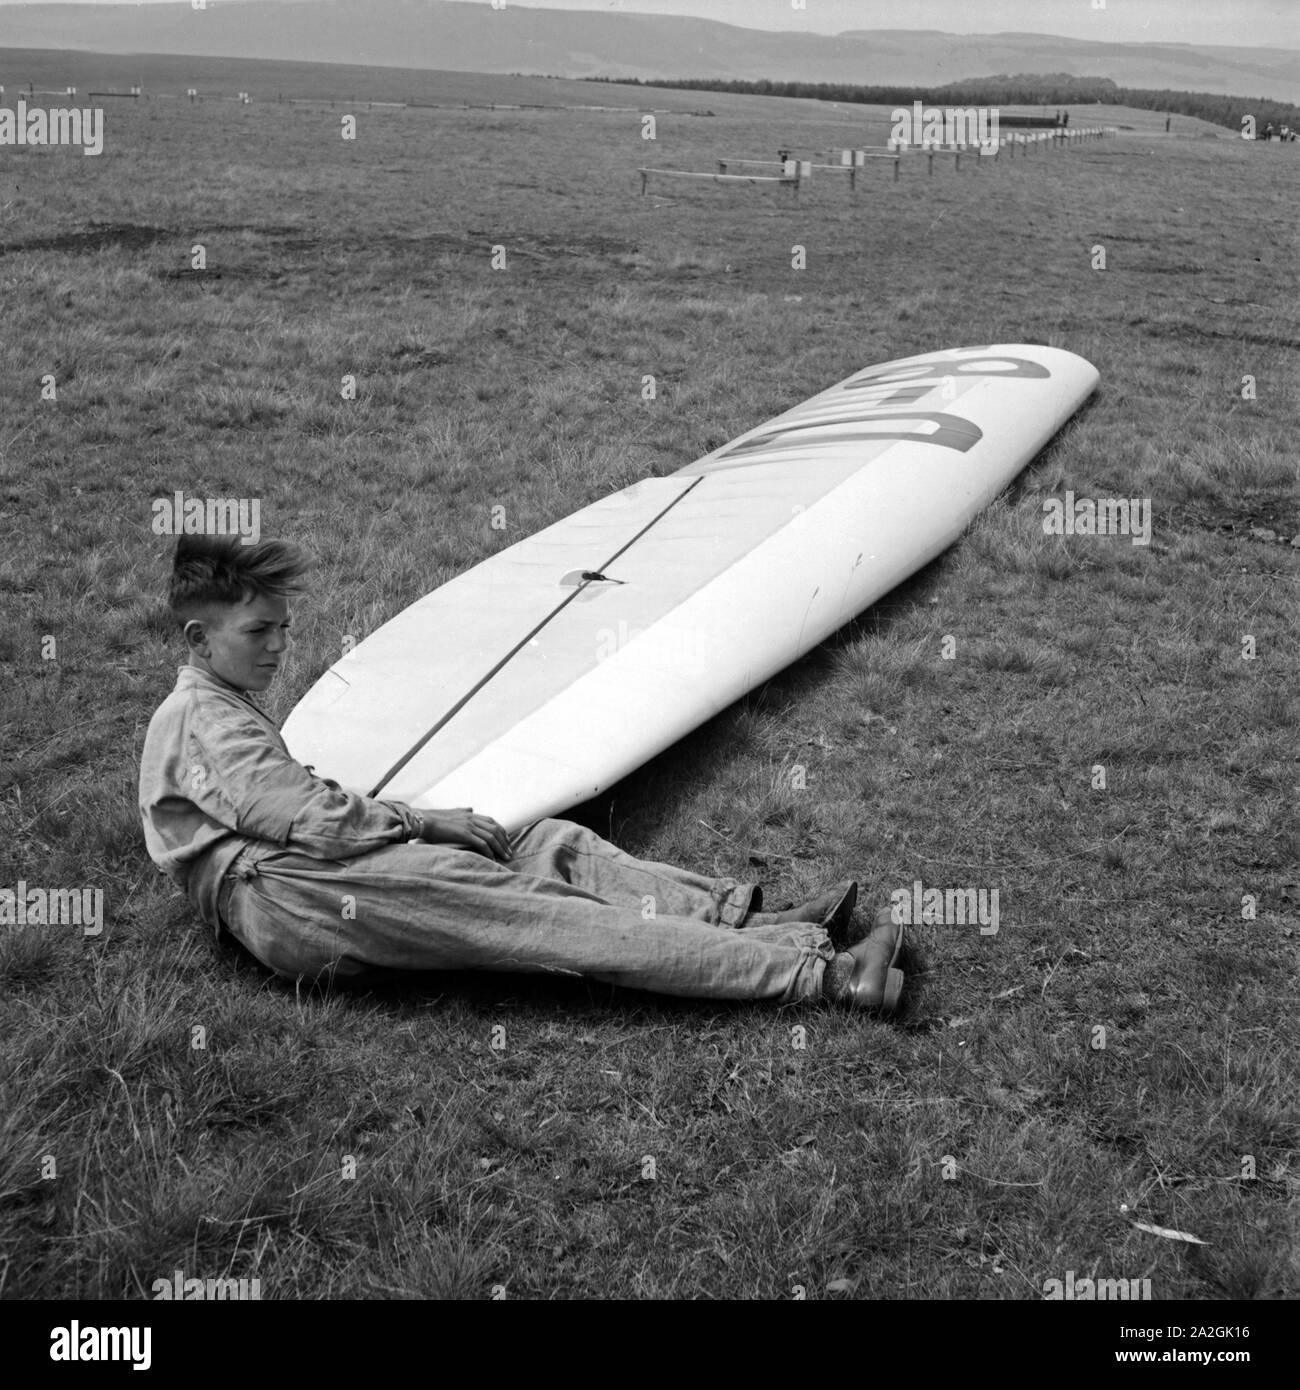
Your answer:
[839,907,905,1013]
[769,880,859,947]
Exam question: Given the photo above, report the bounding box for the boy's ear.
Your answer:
[183,618,209,653]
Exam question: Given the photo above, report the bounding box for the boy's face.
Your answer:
[185,593,292,693]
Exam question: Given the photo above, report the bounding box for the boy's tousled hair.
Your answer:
[169,535,313,628]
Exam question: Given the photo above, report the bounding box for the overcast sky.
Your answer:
[0,0,1295,50]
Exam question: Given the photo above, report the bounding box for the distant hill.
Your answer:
[0,49,1244,142]
[0,1,1297,104]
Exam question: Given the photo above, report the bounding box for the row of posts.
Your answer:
[712,127,1113,191]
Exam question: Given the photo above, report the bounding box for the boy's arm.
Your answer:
[189,701,420,860]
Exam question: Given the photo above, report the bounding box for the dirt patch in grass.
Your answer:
[0,221,173,255]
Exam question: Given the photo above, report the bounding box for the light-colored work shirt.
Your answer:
[139,665,420,930]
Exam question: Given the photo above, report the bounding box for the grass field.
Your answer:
[0,55,1297,1303]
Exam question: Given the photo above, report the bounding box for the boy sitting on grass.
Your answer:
[139,536,905,1012]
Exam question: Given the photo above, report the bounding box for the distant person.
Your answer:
[138,537,907,1014]
[1165,115,1171,133]
[1263,122,1275,141]
[1062,111,1069,128]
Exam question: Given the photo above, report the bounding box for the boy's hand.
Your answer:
[421,808,512,861]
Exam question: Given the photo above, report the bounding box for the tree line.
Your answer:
[586,72,1299,134]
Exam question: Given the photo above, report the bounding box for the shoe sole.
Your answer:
[881,966,905,1014]
[882,915,906,1012]
[823,881,859,946]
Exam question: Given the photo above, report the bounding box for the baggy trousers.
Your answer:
[215,818,835,1003]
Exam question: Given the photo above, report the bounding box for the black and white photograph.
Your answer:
[0,0,1295,1341]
